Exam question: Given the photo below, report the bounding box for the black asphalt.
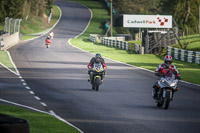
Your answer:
[1,0,200,133]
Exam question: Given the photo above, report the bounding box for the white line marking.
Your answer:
[0,62,19,76]
[0,98,49,114]
[29,91,35,95]
[40,102,47,107]
[7,51,20,75]
[34,96,41,100]
[49,110,84,133]
[0,99,84,132]
[23,83,27,86]
[25,86,31,90]
[0,5,83,133]
[21,79,25,82]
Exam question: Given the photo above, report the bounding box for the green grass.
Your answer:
[127,40,142,44]
[0,51,16,72]
[21,35,36,40]
[20,5,60,35]
[0,24,3,30]
[0,104,79,133]
[69,0,200,85]
[172,34,200,51]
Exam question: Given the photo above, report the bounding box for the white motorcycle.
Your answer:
[153,70,179,109]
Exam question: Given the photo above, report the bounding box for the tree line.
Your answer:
[1,0,199,34]
[0,0,54,23]
[113,0,200,34]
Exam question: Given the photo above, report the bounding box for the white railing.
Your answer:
[167,46,200,64]
[90,34,142,54]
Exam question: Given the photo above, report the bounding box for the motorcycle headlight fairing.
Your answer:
[170,82,177,87]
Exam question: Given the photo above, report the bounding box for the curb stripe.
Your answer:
[49,110,84,133]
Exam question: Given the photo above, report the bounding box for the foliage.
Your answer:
[113,0,159,14]
[0,0,25,22]
[0,0,55,23]
[112,0,200,34]
[158,0,200,34]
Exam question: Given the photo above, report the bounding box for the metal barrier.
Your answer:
[101,38,129,50]
[167,46,200,64]
[4,17,22,35]
[0,18,22,50]
[91,34,142,54]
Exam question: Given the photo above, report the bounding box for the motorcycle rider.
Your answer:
[153,55,181,99]
[87,53,107,83]
[49,31,54,39]
[45,35,52,48]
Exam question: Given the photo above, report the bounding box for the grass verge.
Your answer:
[69,0,200,85]
[0,51,16,72]
[171,34,200,51]
[20,5,60,35]
[0,104,79,133]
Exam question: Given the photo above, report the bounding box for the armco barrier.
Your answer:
[90,34,142,54]
[0,32,19,50]
[167,46,200,64]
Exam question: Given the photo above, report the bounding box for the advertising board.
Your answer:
[123,15,172,28]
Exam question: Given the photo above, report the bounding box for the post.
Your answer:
[144,34,149,54]
[9,18,12,34]
[18,19,22,32]
[14,19,18,33]
[110,0,113,37]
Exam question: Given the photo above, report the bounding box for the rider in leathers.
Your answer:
[87,53,107,83]
[153,55,181,99]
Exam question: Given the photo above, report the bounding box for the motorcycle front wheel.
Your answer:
[163,91,170,109]
[95,78,101,91]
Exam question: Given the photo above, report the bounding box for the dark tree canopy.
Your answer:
[0,0,55,23]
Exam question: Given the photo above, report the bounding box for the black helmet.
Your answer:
[95,53,101,58]
[95,53,101,63]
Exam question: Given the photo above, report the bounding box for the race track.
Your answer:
[2,0,200,133]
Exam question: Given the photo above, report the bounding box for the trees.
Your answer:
[0,0,55,23]
[113,0,159,14]
[113,0,200,34]
[159,0,200,34]
[0,0,25,22]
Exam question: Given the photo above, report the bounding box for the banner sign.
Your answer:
[123,15,172,28]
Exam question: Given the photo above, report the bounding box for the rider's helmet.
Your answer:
[95,53,101,63]
[164,55,172,67]
[47,36,51,39]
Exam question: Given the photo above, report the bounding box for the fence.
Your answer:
[167,46,200,64]
[4,17,22,34]
[90,34,142,54]
[0,17,21,50]
[101,38,128,50]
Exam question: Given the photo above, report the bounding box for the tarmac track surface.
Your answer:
[1,0,200,133]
